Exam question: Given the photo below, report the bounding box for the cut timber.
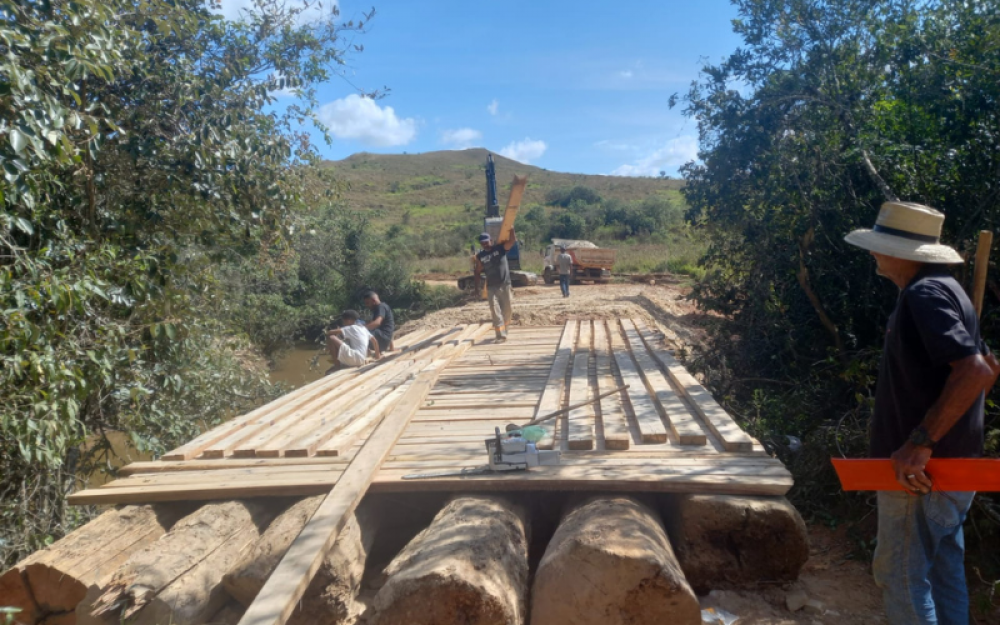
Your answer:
[634,321,753,452]
[90,500,277,625]
[162,367,358,460]
[531,496,699,625]
[663,494,809,593]
[314,384,410,457]
[620,319,706,445]
[607,320,667,443]
[224,497,375,625]
[235,326,485,625]
[566,321,595,450]
[0,505,182,623]
[368,496,529,625]
[497,175,528,244]
[593,321,629,450]
[535,320,576,450]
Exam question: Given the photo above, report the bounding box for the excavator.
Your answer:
[456,154,538,291]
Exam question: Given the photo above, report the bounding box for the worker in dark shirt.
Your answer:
[845,201,1000,625]
[363,290,395,352]
[474,229,516,342]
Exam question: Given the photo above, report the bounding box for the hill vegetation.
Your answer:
[319,149,702,275]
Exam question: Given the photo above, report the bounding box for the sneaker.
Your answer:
[496,336,507,343]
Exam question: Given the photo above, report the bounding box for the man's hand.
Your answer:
[890,441,934,494]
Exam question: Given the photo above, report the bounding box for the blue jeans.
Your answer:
[873,490,976,625]
[559,274,570,296]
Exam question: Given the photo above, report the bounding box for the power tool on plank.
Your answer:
[402,426,560,480]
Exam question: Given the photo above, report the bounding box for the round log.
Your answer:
[368,495,529,625]
[530,496,700,625]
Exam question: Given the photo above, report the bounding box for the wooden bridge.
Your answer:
[69,319,790,505]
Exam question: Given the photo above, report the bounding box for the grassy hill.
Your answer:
[318,148,700,276]
[322,148,683,216]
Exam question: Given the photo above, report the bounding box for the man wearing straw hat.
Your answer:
[846,201,1000,625]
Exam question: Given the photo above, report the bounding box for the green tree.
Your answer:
[681,0,1000,532]
[0,0,368,564]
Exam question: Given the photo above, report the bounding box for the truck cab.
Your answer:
[542,240,615,285]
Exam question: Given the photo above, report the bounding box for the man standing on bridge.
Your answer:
[475,229,516,342]
[845,201,1000,625]
[363,290,395,352]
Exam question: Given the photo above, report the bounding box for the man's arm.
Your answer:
[327,327,343,337]
[891,352,1000,492]
[502,228,517,251]
[473,256,484,292]
[365,316,383,331]
[369,335,381,359]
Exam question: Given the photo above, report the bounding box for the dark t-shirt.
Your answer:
[371,302,394,338]
[476,245,510,288]
[870,267,985,458]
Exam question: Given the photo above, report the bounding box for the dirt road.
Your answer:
[402,279,888,625]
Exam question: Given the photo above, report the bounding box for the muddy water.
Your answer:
[269,343,332,389]
[83,344,331,488]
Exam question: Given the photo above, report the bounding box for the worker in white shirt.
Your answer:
[326,309,380,370]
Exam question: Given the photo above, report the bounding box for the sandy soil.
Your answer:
[402,281,711,353]
[397,279,893,624]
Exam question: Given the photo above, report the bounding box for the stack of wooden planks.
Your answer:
[68,319,791,506]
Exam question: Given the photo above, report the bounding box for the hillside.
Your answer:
[321,148,683,219]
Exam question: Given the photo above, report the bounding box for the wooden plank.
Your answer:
[535,321,577,450]
[160,367,358,461]
[620,319,707,446]
[371,466,792,496]
[119,457,347,476]
[221,359,411,459]
[235,327,486,625]
[566,321,595,450]
[68,473,347,505]
[498,175,526,244]
[608,320,668,444]
[314,385,410,456]
[247,361,415,457]
[593,321,630,450]
[634,321,754,452]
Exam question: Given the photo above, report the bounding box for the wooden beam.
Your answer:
[535,321,577,450]
[497,175,528,244]
[566,321,595,450]
[620,319,707,446]
[607,320,668,444]
[633,321,753,452]
[235,327,485,625]
[593,321,630,450]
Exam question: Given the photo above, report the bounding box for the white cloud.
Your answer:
[619,70,633,79]
[440,128,482,149]
[487,99,499,116]
[215,0,337,25]
[499,138,547,164]
[611,135,698,177]
[317,94,417,147]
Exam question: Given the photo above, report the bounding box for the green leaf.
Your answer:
[9,128,27,153]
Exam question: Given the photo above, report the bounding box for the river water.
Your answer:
[84,343,330,487]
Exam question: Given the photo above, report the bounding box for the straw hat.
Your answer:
[844,202,963,264]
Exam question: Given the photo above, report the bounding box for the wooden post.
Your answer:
[973,230,993,318]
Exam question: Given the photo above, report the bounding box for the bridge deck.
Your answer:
[69,320,791,505]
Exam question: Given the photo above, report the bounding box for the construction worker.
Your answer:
[556,245,573,297]
[326,309,380,370]
[363,290,395,352]
[844,202,1000,625]
[474,229,516,342]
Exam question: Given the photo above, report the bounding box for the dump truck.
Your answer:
[456,154,538,290]
[542,239,616,284]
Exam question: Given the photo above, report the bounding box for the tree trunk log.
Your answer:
[0,504,186,624]
[223,495,375,625]
[368,496,529,625]
[531,496,700,625]
[89,500,277,625]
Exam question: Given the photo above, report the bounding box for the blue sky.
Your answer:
[223,0,744,176]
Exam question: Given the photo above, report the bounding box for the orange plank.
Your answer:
[832,458,1000,492]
